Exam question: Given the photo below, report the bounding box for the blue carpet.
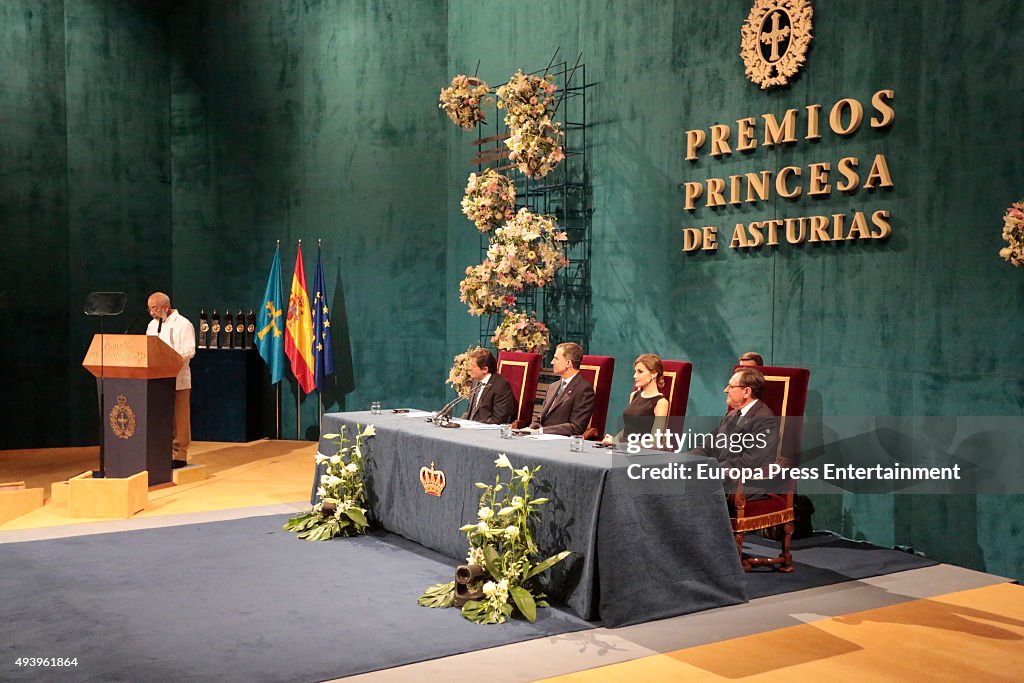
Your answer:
[743,532,938,599]
[0,515,590,682]
[0,517,940,681]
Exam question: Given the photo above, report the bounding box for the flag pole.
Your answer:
[318,237,324,432]
[275,239,282,440]
[296,240,302,440]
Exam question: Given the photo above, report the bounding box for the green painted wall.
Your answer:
[2,1,1020,578]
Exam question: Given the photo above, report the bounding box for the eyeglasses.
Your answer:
[725,384,747,390]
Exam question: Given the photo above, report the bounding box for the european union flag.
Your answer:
[256,246,285,384]
[312,246,335,388]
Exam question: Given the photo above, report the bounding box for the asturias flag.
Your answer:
[311,246,335,389]
[284,243,316,395]
[255,245,285,384]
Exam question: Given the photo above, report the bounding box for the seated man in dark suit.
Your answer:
[690,367,777,471]
[528,342,595,436]
[462,348,517,424]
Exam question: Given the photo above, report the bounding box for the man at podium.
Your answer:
[147,292,196,468]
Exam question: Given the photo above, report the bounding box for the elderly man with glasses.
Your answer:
[690,366,777,472]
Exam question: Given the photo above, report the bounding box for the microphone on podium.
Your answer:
[433,382,484,426]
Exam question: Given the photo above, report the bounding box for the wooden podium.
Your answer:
[82,334,183,486]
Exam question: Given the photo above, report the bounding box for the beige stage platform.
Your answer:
[2,440,1020,682]
[0,439,314,533]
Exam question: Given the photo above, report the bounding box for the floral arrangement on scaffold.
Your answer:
[282,424,375,540]
[458,262,516,316]
[497,69,565,178]
[418,454,571,624]
[462,168,517,233]
[457,207,567,321]
[439,74,493,130]
[1000,200,1024,267]
[488,208,568,290]
[447,346,484,397]
[491,309,550,356]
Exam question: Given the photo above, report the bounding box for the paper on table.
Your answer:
[398,410,433,418]
[458,422,502,430]
[526,433,569,440]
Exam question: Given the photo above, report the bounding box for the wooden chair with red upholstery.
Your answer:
[578,355,615,440]
[728,365,810,572]
[496,351,542,429]
[659,360,693,434]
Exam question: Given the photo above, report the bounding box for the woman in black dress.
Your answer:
[603,354,670,444]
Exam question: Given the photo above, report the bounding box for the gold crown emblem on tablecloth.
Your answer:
[740,0,813,90]
[419,462,446,496]
[109,395,137,440]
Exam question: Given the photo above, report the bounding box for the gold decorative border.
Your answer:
[498,358,531,420]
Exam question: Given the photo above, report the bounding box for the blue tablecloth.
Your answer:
[313,411,747,627]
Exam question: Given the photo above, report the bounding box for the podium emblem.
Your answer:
[740,0,813,90]
[420,462,446,496]
[109,395,137,440]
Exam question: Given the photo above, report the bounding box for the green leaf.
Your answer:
[509,586,537,622]
[417,582,455,608]
[524,551,572,580]
[344,508,368,527]
[482,545,502,580]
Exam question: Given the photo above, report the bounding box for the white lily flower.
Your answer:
[494,453,513,469]
[345,462,358,473]
[505,525,520,540]
[478,507,494,520]
[477,521,488,533]
[361,425,376,438]
[483,581,497,596]
[315,452,329,464]
[511,496,524,508]
[329,454,341,465]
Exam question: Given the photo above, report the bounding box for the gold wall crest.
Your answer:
[109,395,137,440]
[740,0,813,90]
[420,462,446,497]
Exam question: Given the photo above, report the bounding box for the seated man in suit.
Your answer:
[528,342,595,436]
[462,348,517,424]
[690,367,777,471]
[738,351,764,367]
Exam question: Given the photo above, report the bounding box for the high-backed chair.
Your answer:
[659,360,693,433]
[578,355,615,440]
[497,351,542,429]
[728,365,810,572]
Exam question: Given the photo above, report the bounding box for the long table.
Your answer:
[314,411,747,627]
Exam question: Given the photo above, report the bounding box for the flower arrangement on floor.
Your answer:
[439,75,492,130]
[488,208,568,290]
[418,454,571,624]
[497,70,565,178]
[462,168,517,233]
[447,346,483,397]
[491,309,550,355]
[283,424,375,541]
[1000,200,1024,267]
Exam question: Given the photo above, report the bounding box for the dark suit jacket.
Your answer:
[691,399,778,471]
[532,373,596,436]
[461,372,517,424]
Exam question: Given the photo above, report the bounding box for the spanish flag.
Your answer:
[285,243,316,394]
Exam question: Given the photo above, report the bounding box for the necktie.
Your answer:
[554,379,568,399]
[470,382,484,419]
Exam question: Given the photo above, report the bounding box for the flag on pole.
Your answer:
[255,245,285,384]
[311,245,335,389]
[285,243,316,395]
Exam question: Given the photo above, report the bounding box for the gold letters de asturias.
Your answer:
[681,89,896,252]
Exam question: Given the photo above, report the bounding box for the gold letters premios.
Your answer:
[681,89,896,252]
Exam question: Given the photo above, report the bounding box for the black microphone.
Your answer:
[157,318,163,334]
[437,382,484,421]
[122,317,140,334]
